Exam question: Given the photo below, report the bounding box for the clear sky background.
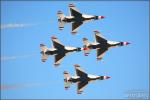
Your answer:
[1,1,149,99]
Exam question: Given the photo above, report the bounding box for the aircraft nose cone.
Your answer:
[126,42,131,45]
[106,76,111,79]
[99,16,105,19]
[123,42,131,45]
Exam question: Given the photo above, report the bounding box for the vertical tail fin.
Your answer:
[40,44,48,53]
[57,11,65,21]
[63,71,71,81]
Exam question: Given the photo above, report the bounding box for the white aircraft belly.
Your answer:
[91,42,99,45]
[48,48,57,51]
[107,41,119,45]
[66,16,74,19]
[88,74,99,79]
[65,46,76,50]
[71,76,80,79]
[82,14,94,18]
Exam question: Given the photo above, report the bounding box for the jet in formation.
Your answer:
[57,3,105,34]
[64,64,110,94]
[82,30,130,60]
[40,36,81,66]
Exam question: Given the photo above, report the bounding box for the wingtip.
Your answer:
[59,27,64,30]
[65,86,69,90]
[77,91,83,94]
[63,71,68,74]
[40,44,45,47]
[83,38,88,41]
[71,31,77,35]
[58,10,62,12]
[51,36,57,39]
[97,57,102,61]
[74,64,80,67]
[54,63,60,67]
[41,59,46,62]
[69,3,75,7]
[94,30,100,33]
[57,10,62,14]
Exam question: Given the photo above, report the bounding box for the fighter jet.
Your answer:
[83,30,130,60]
[40,36,81,66]
[57,3,105,34]
[64,64,110,94]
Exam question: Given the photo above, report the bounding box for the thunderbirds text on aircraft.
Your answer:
[83,30,130,60]
[64,64,110,94]
[40,36,81,66]
[57,3,105,34]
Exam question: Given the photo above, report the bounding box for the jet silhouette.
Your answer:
[64,64,110,94]
[57,3,105,34]
[82,30,130,60]
[40,36,81,66]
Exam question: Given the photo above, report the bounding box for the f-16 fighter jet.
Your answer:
[83,30,130,60]
[64,64,110,94]
[57,3,105,34]
[40,36,81,66]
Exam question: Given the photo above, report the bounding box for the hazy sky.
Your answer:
[1,1,149,99]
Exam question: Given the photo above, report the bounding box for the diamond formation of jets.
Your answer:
[40,36,81,66]
[82,30,130,60]
[64,64,110,94]
[40,3,130,94]
[57,3,105,34]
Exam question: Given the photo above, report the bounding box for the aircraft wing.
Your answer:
[41,54,49,62]
[51,36,64,49]
[54,54,65,66]
[97,48,108,60]
[74,64,88,78]
[71,22,83,34]
[94,31,107,44]
[77,81,88,94]
[69,4,82,19]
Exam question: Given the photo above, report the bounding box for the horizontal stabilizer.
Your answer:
[64,71,71,81]
[40,44,48,53]
[57,10,65,20]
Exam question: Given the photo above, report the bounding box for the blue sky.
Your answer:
[1,1,149,99]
